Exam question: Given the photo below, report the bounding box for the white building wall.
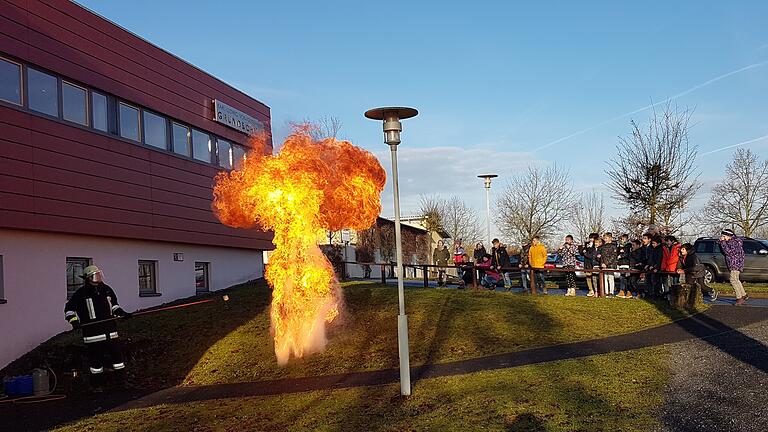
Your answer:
[0,229,263,369]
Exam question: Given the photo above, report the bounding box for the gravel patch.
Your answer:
[659,319,768,432]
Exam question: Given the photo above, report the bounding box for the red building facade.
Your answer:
[0,0,272,368]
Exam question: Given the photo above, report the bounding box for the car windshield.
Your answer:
[761,240,768,249]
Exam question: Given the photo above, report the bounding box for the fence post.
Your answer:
[380,264,386,284]
[530,269,537,295]
[598,269,605,298]
[423,265,429,288]
[472,264,478,290]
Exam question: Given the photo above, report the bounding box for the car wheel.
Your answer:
[704,266,715,284]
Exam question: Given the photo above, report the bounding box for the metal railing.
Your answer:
[339,260,679,298]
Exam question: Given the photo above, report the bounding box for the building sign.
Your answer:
[213,99,263,135]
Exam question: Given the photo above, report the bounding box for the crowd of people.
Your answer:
[432,228,749,305]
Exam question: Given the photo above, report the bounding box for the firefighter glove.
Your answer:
[114,308,132,319]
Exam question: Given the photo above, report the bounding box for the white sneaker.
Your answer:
[587,291,595,297]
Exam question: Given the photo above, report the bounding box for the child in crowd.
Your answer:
[646,236,664,298]
[519,242,531,293]
[662,235,681,293]
[580,233,600,297]
[617,233,631,296]
[457,254,473,289]
[558,235,579,296]
[529,236,548,294]
[490,239,512,289]
[599,232,619,296]
[627,239,644,299]
[475,254,502,290]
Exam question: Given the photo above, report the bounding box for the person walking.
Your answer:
[558,235,579,296]
[432,240,451,287]
[64,265,131,392]
[529,236,548,294]
[718,229,748,305]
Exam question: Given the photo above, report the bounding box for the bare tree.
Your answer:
[303,115,343,141]
[700,148,768,237]
[611,212,650,239]
[439,195,483,245]
[496,164,575,243]
[607,104,701,228]
[417,194,446,235]
[569,190,606,243]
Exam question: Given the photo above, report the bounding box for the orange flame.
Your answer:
[212,130,386,365]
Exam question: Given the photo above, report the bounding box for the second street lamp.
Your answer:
[365,106,418,396]
[478,174,498,246]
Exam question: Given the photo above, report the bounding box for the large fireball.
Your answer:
[212,130,386,365]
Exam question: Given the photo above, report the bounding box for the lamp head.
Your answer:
[478,174,498,188]
[365,107,418,146]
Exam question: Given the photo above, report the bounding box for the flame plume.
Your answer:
[212,130,386,365]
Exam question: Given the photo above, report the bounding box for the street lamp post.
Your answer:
[365,106,418,396]
[478,174,498,245]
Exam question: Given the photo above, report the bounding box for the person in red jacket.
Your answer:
[662,235,681,292]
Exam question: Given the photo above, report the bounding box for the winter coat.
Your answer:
[453,245,465,264]
[559,243,578,267]
[648,245,663,270]
[475,259,500,281]
[718,236,745,272]
[491,246,511,270]
[598,242,618,268]
[680,252,706,279]
[433,247,450,266]
[519,244,531,268]
[580,243,598,269]
[529,243,548,268]
[662,243,682,272]
[473,247,487,263]
[618,242,632,266]
[630,247,645,269]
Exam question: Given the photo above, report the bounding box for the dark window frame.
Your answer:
[90,90,109,132]
[26,66,60,118]
[61,80,89,126]
[141,109,169,150]
[0,55,23,106]
[138,260,160,297]
[172,122,192,156]
[118,101,141,142]
[66,257,92,300]
[195,262,210,294]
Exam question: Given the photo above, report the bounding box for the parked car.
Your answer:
[545,254,587,284]
[692,237,768,283]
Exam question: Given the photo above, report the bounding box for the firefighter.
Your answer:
[64,265,131,392]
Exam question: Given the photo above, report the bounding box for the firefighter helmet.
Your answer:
[83,265,102,277]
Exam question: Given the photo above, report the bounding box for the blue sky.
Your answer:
[77,0,768,239]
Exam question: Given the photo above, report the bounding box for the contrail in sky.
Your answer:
[699,133,768,156]
[534,60,768,152]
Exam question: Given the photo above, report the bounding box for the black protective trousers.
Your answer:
[86,339,124,375]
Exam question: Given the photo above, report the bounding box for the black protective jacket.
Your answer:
[64,282,123,342]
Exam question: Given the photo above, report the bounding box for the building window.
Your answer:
[195,262,210,294]
[119,102,140,141]
[143,110,168,149]
[172,123,191,156]
[27,67,58,116]
[232,145,246,170]
[66,257,91,300]
[192,129,211,162]
[62,81,88,126]
[138,260,159,296]
[217,139,232,169]
[0,57,22,105]
[91,91,108,132]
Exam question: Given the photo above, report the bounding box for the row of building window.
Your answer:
[65,257,210,299]
[0,55,247,170]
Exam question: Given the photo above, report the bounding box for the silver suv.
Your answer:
[693,237,768,283]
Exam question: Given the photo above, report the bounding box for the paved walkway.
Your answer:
[118,305,768,411]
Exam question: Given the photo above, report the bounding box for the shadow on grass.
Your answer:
[0,279,271,432]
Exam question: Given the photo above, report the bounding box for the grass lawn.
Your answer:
[2,281,689,394]
[53,346,670,432]
[709,282,768,297]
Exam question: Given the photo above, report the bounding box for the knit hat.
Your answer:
[721,228,735,237]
